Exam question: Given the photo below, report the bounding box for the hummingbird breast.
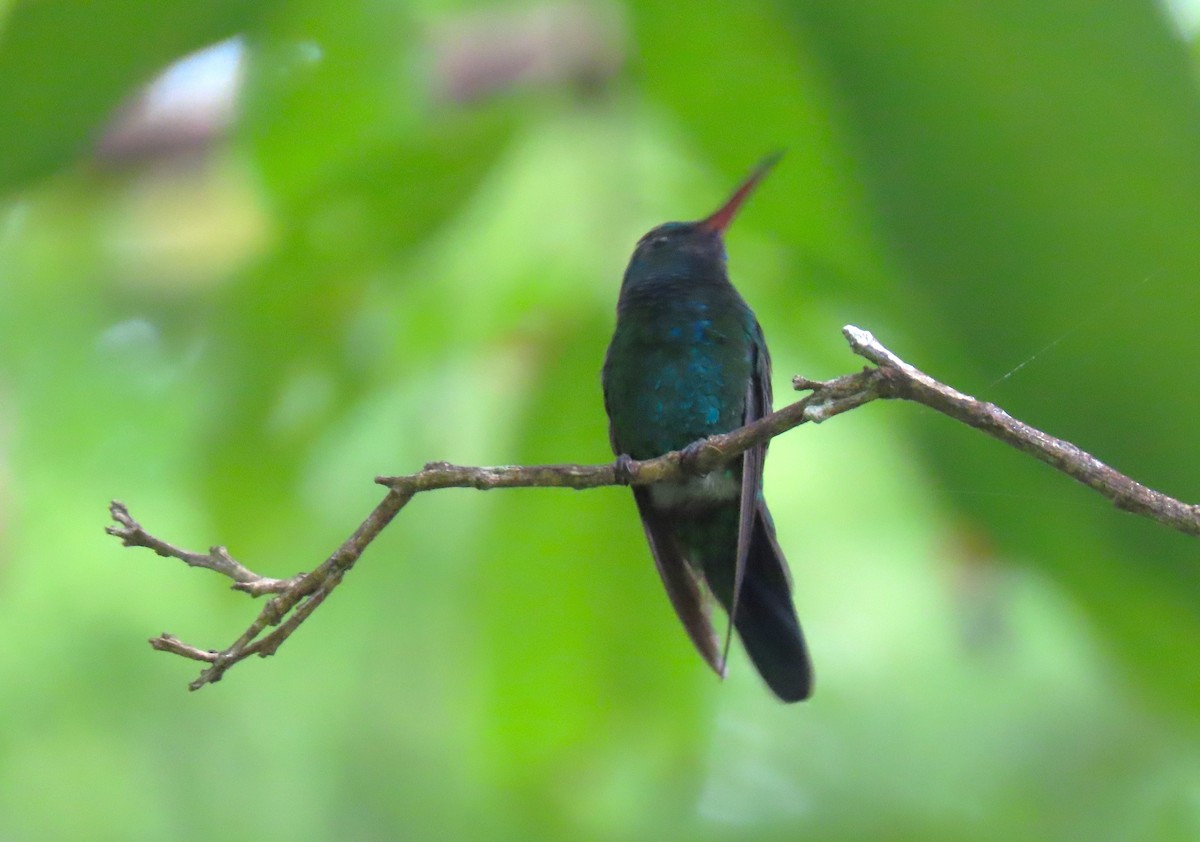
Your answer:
[602,280,757,499]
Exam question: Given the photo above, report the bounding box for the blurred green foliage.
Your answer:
[2,1,1200,839]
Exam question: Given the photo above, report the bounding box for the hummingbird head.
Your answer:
[622,153,781,289]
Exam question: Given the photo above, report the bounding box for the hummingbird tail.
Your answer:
[734,567,813,703]
[728,505,813,703]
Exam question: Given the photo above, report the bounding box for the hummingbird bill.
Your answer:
[601,155,813,702]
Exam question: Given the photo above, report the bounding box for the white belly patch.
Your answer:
[648,470,741,510]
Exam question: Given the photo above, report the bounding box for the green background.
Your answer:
[2,1,1200,839]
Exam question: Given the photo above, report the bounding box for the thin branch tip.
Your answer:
[842,324,874,346]
[791,375,826,392]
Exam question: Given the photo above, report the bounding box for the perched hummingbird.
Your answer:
[602,156,813,702]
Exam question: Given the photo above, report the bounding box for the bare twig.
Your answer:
[107,324,1200,690]
[841,326,1200,536]
[106,501,302,596]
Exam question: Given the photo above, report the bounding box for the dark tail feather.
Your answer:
[735,565,813,702]
[708,505,813,702]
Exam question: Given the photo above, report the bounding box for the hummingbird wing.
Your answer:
[631,486,725,677]
[728,323,812,700]
[748,319,775,435]
[724,323,772,662]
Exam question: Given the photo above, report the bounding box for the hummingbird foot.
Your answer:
[613,453,638,485]
[679,438,719,477]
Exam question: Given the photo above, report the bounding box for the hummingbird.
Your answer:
[601,155,813,702]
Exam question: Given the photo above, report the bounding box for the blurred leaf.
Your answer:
[790,0,1200,710]
[0,0,281,190]
[630,0,896,319]
[200,0,515,541]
